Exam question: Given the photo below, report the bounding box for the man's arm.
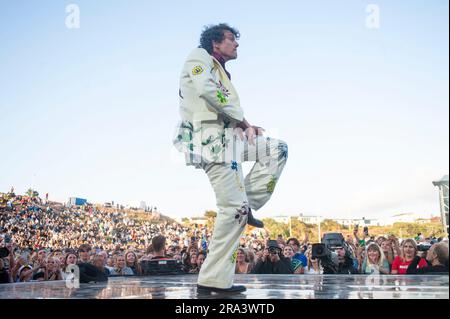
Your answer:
[186,51,244,123]
[353,229,361,246]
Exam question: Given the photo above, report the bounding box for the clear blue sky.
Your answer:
[1,0,448,220]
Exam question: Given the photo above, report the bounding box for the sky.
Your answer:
[0,0,448,220]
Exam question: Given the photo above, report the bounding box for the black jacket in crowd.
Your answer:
[251,255,293,274]
[323,256,358,275]
[0,269,10,284]
[406,256,449,275]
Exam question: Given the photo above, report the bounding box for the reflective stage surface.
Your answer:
[0,274,448,299]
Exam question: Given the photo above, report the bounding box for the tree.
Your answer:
[204,210,218,230]
[26,188,39,198]
[262,218,289,239]
[204,210,217,218]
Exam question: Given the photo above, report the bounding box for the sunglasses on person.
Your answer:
[268,248,281,255]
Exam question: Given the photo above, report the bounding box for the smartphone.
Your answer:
[4,234,11,244]
[363,227,369,236]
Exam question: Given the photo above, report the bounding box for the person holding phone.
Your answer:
[353,225,366,248]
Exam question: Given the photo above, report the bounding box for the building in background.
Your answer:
[189,216,208,226]
[297,214,322,225]
[272,216,291,224]
[334,217,380,227]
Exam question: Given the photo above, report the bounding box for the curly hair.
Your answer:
[199,23,240,54]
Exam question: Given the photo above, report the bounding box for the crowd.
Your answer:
[0,191,449,284]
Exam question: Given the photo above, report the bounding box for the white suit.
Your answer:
[173,48,288,289]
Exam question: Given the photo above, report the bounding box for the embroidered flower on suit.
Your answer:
[267,175,278,194]
[231,248,238,263]
[176,121,200,152]
[221,135,229,148]
[234,202,249,225]
[202,135,216,146]
[216,81,230,104]
[210,145,222,155]
[230,161,245,192]
[209,145,223,162]
[278,142,288,161]
[217,91,227,103]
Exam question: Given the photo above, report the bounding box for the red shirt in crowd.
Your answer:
[391,256,428,274]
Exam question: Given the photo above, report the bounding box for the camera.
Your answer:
[311,243,339,272]
[268,246,280,254]
[363,226,369,237]
[141,259,185,275]
[417,244,431,252]
[312,233,354,274]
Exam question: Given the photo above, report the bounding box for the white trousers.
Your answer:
[197,136,288,288]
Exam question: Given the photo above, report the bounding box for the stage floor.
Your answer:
[0,274,448,299]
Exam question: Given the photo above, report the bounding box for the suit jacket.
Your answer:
[173,48,244,168]
[251,257,293,274]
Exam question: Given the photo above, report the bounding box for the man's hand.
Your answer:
[270,252,280,263]
[262,248,269,262]
[245,127,257,146]
[252,126,265,136]
[235,126,257,146]
[235,118,265,146]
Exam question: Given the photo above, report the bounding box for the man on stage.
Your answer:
[173,23,288,293]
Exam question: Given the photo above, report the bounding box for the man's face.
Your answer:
[336,247,346,260]
[38,250,46,260]
[79,248,90,261]
[213,30,239,62]
[269,248,280,262]
[288,241,299,253]
[426,246,436,262]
